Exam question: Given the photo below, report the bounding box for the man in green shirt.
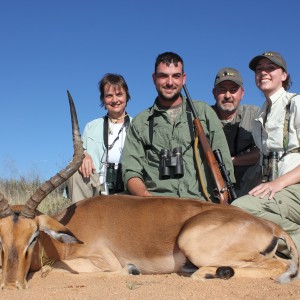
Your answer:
[122,52,234,202]
[212,67,261,197]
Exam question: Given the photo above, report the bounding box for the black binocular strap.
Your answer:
[103,114,130,151]
[145,106,194,151]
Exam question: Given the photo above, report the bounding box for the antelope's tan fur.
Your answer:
[3,194,299,289]
[55,195,299,283]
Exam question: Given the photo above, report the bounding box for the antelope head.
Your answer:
[0,91,84,289]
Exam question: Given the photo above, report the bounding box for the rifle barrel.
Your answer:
[182,85,199,118]
[182,84,229,205]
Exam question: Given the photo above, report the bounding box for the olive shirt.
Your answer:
[212,104,261,196]
[122,97,235,202]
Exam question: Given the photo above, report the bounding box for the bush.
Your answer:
[0,175,71,216]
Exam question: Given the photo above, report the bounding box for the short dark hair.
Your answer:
[98,73,131,107]
[154,52,184,73]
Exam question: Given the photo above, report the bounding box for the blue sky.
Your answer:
[1,0,300,180]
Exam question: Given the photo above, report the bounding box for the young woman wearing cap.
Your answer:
[232,51,300,259]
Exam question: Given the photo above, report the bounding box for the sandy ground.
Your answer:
[2,271,300,300]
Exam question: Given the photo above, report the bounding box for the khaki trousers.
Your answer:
[67,171,102,203]
[232,184,300,259]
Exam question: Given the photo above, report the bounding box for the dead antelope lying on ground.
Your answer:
[0,93,299,290]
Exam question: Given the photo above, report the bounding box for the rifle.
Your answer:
[182,84,229,204]
[213,149,237,203]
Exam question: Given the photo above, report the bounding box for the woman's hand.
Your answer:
[249,164,300,199]
[248,179,285,199]
[79,152,96,178]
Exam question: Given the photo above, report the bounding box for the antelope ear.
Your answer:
[37,215,83,244]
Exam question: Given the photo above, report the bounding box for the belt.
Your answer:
[279,148,300,160]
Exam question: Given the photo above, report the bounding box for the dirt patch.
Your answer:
[2,271,300,300]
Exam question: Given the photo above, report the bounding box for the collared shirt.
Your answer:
[122,97,235,201]
[212,105,259,156]
[212,104,261,195]
[82,115,132,173]
[252,87,300,176]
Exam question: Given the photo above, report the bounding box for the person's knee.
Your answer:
[71,170,91,185]
[231,195,252,209]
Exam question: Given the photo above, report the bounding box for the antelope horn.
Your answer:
[0,193,13,218]
[21,91,84,219]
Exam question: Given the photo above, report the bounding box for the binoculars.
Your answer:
[102,163,124,195]
[159,147,184,179]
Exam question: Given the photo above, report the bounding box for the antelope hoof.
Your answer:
[215,266,235,279]
[127,263,140,275]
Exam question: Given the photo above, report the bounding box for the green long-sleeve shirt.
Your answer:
[122,97,235,202]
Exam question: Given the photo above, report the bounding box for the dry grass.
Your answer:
[0,175,71,216]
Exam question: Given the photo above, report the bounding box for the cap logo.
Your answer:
[222,71,235,77]
[263,52,274,57]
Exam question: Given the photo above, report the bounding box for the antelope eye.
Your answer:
[29,232,39,247]
[30,236,38,245]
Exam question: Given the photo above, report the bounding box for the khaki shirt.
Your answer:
[252,88,300,176]
[122,97,235,202]
[213,104,261,196]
